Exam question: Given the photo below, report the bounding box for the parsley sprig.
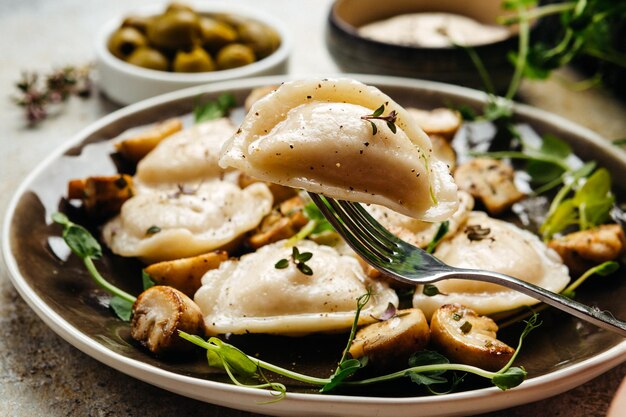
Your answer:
[193,92,236,123]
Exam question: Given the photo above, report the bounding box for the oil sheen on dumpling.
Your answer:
[102,181,273,263]
[412,212,570,318]
[219,78,458,222]
[194,239,399,335]
[366,191,474,248]
[136,118,237,186]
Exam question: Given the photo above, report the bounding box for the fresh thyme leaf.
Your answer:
[145,225,161,235]
[193,92,236,123]
[369,121,377,135]
[387,121,397,134]
[296,251,313,263]
[426,221,450,253]
[142,270,155,290]
[110,296,133,322]
[274,258,289,269]
[372,104,385,117]
[297,263,313,276]
[423,284,443,297]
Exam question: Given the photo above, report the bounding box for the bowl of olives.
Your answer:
[96,2,291,105]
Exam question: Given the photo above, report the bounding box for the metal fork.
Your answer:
[308,193,626,337]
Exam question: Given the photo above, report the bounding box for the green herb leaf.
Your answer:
[460,321,473,334]
[207,337,258,377]
[145,225,161,235]
[52,213,102,259]
[274,258,289,269]
[297,263,313,276]
[142,270,155,290]
[321,357,366,392]
[303,202,335,235]
[423,284,443,297]
[614,138,626,146]
[492,367,527,390]
[425,221,450,253]
[297,251,313,262]
[193,92,236,123]
[372,104,385,117]
[110,295,133,322]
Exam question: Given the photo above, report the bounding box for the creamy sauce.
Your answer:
[358,12,511,47]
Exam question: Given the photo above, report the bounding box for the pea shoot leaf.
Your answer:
[206,337,258,377]
[321,357,367,392]
[142,270,155,290]
[110,296,133,322]
[52,212,102,259]
[303,202,335,235]
[194,92,236,123]
[492,367,527,390]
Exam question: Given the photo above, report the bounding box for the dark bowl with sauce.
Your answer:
[326,0,526,93]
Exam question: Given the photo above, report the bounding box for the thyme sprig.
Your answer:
[275,246,314,275]
[13,65,92,126]
[361,104,398,135]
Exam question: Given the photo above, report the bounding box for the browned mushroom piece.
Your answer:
[67,174,135,220]
[406,107,462,142]
[131,285,206,355]
[548,224,625,276]
[430,134,457,171]
[246,195,309,249]
[144,250,229,297]
[454,158,525,215]
[348,308,430,371]
[430,304,514,371]
[114,118,183,163]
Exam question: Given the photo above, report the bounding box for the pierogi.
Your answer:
[194,239,399,335]
[219,78,458,221]
[102,180,273,263]
[136,118,238,186]
[412,211,570,318]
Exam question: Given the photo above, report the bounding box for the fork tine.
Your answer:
[307,193,392,263]
[337,201,402,251]
[336,200,398,256]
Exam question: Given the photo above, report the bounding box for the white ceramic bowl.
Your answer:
[95,2,291,105]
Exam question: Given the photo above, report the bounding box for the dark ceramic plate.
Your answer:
[3,75,626,417]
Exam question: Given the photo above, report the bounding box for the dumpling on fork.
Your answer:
[219,78,459,222]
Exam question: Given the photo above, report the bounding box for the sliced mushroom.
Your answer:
[548,224,625,276]
[115,118,183,163]
[430,134,457,171]
[144,250,228,297]
[349,308,430,370]
[131,285,206,355]
[454,158,525,215]
[67,174,135,220]
[430,304,514,371]
[406,107,462,142]
[246,195,309,249]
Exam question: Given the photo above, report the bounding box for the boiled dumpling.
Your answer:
[366,190,474,249]
[412,211,570,318]
[136,118,237,186]
[102,181,273,263]
[194,239,399,335]
[219,78,458,222]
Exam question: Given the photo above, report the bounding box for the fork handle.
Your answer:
[439,269,626,337]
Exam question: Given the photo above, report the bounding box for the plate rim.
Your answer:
[3,74,626,417]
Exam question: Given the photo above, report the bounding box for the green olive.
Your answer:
[237,20,280,59]
[199,17,238,52]
[126,46,169,71]
[216,43,255,69]
[121,15,153,34]
[165,2,196,14]
[173,47,215,72]
[108,27,148,60]
[146,9,201,50]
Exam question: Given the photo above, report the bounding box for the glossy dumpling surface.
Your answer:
[412,211,570,317]
[102,181,273,263]
[219,78,458,221]
[136,118,237,186]
[194,239,399,335]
